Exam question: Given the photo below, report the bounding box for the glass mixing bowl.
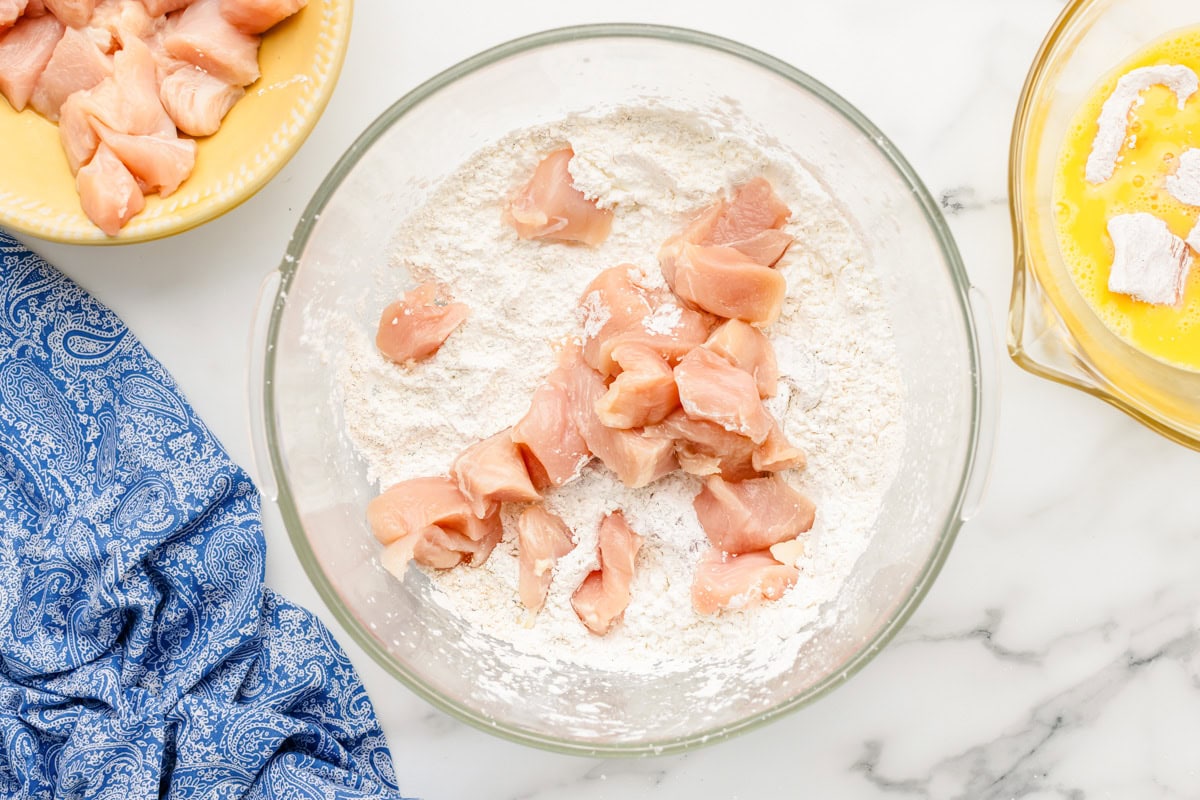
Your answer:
[1010,0,1200,448]
[252,24,993,756]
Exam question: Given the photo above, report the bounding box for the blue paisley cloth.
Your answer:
[0,232,407,800]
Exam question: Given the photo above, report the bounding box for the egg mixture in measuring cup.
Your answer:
[1054,27,1200,370]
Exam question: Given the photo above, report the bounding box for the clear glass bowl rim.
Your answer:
[262,22,985,758]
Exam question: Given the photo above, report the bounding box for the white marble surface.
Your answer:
[19,0,1200,796]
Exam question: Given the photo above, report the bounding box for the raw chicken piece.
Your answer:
[571,360,676,488]
[43,0,94,27]
[159,65,242,136]
[83,24,112,53]
[580,266,648,371]
[670,243,786,325]
[752,418,806,474]
[598,296,711,377]
[0,0,28,29]
[594,342,679,429]
[140,0,193,14]
[368,476,502,575]
[693,474,815,555]
[164,0,260,85]
[94,123,196,197]
[70,79,131,134]
[73,36,174,137]
[517,505,575,615]
[511,347,592,490]
[368,477,498,548]
[643,408,758,482]
[692,548,799,615]
[505,147,613,247]
[571,511,643,635]
[76,143,144,236]
[659,201,722,286]
[579,265,711,377]
[219,0,304,34]
[451,428,541,519]
[380,524,479,572]
[579,265,652,371]
[379,516,502,574]
[703,177,791,246]
[375,282,469,364]
[140,8,186,76]
[659,177,792,281]
[0,13,64,111]
[674,347,773,444]
[88,0,158,48]
[702,319,779,397]
[112,35,174,133]
[58,89,98,172]
[413,527,487,570]
[725,228,793,267]
[29,26,111,120]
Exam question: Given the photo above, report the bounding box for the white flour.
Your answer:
[323,107,905,680]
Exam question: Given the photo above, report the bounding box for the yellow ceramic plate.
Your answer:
[0,0,352,244]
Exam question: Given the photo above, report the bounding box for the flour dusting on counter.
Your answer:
[312,107,905,680]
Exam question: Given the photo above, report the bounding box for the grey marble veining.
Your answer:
[27,0,1200,797]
